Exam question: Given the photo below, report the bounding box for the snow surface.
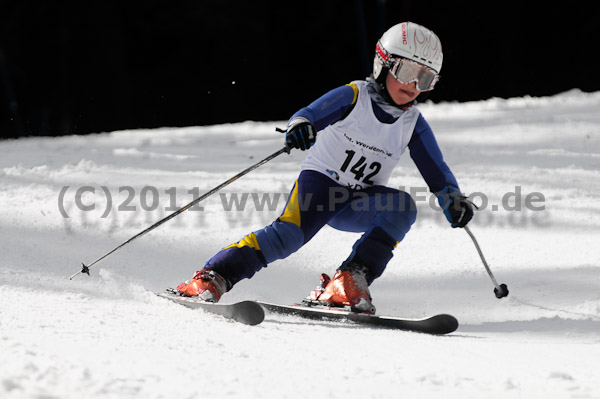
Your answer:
[1,90,600,398]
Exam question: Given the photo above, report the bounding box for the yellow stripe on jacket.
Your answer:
[346,82,359,105]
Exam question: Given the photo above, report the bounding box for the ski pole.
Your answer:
[464,226,509,298]
[70,145,290,280]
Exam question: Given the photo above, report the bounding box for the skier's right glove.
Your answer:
[285,117,317,151]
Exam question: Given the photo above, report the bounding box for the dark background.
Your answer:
[1,0,598,139]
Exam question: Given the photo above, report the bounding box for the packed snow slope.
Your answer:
[1,90,599,398]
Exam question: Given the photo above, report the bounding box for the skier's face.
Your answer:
[385,73,421,105]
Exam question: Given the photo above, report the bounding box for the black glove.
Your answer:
[285,119,316,151]
[436,187,475,228]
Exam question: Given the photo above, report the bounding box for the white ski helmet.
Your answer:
[373,22,443,87]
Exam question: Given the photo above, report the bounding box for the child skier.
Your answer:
[177,22,474,313]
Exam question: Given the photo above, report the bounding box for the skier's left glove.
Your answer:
[436,186,475,228]
[285,117,317,151]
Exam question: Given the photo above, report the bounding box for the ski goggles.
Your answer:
[388,57,439,91]
[377,42,440,91]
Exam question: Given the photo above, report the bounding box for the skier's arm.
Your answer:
[288,83,358,131]
[408,114,459,193]
[409,114,473,227]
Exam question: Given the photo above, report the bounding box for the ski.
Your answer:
[157,290,265,326]
[257,301,458,335]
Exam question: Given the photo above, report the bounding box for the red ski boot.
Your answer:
[176,269,229,303]
[311,263,376,314]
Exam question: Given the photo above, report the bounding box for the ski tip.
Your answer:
[233,301,265,326]
[157,292,265,326]
[432,314,460,335]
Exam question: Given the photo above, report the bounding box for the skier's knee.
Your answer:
[255,220,305,263]
[376,192,417,240]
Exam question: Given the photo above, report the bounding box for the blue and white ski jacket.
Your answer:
[289,79,459,194]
